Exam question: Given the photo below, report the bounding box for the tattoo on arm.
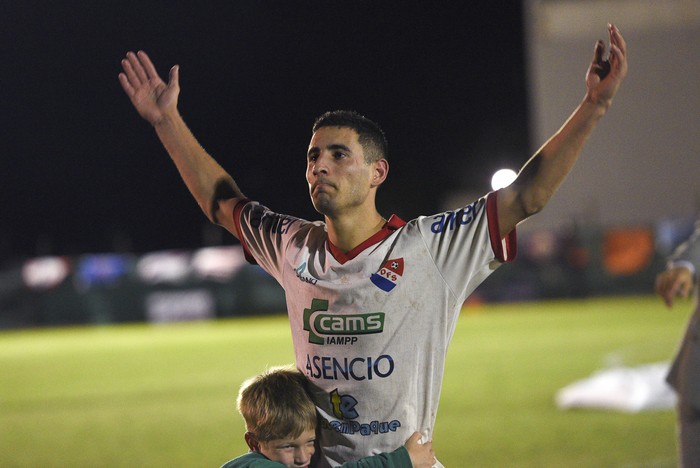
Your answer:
[210,178,240,224]
[512,153,542,217]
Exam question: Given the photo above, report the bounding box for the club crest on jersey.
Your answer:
[370,258,404,292]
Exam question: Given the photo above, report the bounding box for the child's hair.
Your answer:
[237,365,317,442]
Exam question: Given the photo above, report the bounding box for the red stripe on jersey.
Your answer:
[487,191,517,263]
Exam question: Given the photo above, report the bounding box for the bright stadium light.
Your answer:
[491,168,517,190]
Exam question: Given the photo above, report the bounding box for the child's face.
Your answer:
[258,428,316,468]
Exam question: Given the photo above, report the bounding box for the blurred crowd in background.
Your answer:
[1,215,696,330]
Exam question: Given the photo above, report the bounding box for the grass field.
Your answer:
[0,295,692,467]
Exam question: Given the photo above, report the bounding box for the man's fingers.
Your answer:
[168,64,180,89]
[121,53,145,87]
[607,25,627,78]
[610,23,627,56]
[608,43,619,67]
[126,51,149,84]
[118,72,135,97]
[593,40,605,64]
[407,432,422,444]
[138,50,161,82]
[120,57,141,87]
[589,40,611,80]
[609,44,627,76]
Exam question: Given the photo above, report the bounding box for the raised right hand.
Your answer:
[405,432,436,468]
[119,51,179,126]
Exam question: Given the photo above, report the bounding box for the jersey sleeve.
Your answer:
[232,199,318,284]
[412,190,516,302]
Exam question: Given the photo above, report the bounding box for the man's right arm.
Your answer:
[119,51,244,238]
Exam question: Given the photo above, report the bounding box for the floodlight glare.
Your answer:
[491,168,517,190]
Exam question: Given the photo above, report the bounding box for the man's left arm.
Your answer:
[497,23,628,238]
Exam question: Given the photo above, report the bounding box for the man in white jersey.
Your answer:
[119,24,626,466]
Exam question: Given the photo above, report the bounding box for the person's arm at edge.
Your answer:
[655,222,700,308]
[496,23,627,238]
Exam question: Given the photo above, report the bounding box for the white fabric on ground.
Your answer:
[555,362,677,413]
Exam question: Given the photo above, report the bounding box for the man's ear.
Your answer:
[371,159,389,187]
[244,432,260,452]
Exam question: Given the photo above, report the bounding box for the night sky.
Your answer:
[1,2,528,261]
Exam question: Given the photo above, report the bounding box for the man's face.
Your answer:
[257,428,316,468]
[306,126,375,217]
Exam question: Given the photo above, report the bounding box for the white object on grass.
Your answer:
[555,362,677,413]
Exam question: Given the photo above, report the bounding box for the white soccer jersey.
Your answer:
[233,191,516,467]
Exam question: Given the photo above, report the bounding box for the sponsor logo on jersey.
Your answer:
[303,299,385,345]
[305,353,395,381]
[320,390,402,437]
[370,258,404,292]
[330,389,358,419]
[294,261,318,285]
[250,207,295,234]
[321,418,402,436]
[430,198,484,233]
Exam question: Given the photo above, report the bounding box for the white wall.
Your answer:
[524,0,700,231]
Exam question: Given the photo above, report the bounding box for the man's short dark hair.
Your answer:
[312,110,388,163]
